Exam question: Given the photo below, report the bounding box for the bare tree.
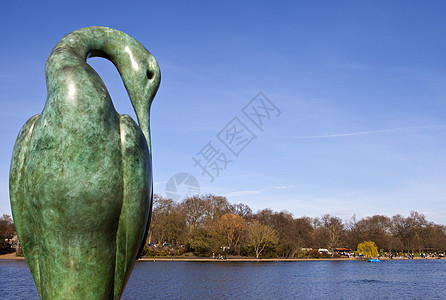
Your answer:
[202,194,232,225]
[0,214,15,254]
[149,195,186,245]
[0,214,15,239]
[406,211,428,253]
[255,208,275,225]
[321,214,345,255]
[422,224,446,252]
[291,217,315,255]
[217,213,248,254]
[391,212,429,252]
[348,215,392,251]
[230,203,253,220]
[180,196,208,233]
[248,220,279,258]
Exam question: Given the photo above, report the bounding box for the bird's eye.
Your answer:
[146,70,154,80]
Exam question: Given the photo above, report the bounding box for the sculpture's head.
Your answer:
[85,26,161,151]
[113,37,161,151]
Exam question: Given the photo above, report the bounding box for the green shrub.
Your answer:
[240,245,255,257]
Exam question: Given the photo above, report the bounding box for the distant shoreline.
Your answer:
[1,252,443,262]
[0,253,24,260]
[137,256,444,262]
[138,257,353,262]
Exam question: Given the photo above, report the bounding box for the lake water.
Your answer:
[1,259,445,299]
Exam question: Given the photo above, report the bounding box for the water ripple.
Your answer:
[1,259,446,299]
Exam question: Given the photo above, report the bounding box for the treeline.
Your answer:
[145,194,446,257]
[2,195,446,258]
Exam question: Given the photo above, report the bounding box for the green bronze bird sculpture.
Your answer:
[9,26,160,299]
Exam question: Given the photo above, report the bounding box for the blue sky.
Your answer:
[1,1,446,224]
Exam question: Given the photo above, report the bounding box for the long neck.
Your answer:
[46,27,138,80]
[44,27,156,152]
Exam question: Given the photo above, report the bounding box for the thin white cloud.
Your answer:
[272,185,295,190]
[295,126,446,139]
[225,190,263,197]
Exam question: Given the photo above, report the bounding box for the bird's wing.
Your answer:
[114,114,152,299]
[9,114,41,292]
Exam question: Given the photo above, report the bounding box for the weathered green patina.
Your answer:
[9,26,160,299]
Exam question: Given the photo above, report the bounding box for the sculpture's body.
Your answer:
[9,27,160,299]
